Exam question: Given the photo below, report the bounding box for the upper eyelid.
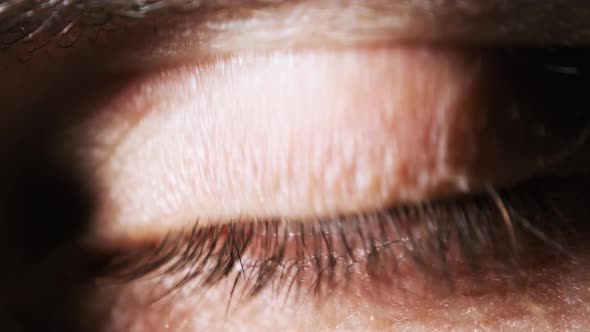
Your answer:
[3,1,590,53]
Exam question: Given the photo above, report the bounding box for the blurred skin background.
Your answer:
[1,1,590,331]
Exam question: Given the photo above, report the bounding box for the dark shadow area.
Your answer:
[0,34,156,332]
[0,116,104,331]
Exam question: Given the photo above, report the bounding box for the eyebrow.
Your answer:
[1,0,590,51]
[0,0,208,47]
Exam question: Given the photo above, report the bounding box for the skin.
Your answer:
[1,1,590,331]
[76,46,588,245]
[95,248,590,331]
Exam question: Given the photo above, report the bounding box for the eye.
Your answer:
[3,2,590,332]
[80,48,590,330]
[77,46,590,239]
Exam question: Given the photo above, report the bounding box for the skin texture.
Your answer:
[0,1,590,332]
[92,247,590,331]
[79,47,585,244]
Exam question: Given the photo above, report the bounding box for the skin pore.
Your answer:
[1,1,590,331]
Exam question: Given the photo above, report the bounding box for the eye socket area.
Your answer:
[19,25,588,332]
[69,44,590,331]
[72,45,590,245]
[3,3,590,332]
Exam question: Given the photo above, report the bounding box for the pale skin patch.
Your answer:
[75,47,561,245]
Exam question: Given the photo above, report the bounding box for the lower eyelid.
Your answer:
[77,46,590,245]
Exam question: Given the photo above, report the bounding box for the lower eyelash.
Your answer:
[97,177,582,306]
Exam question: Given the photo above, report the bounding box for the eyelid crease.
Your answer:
[94,177,581,308]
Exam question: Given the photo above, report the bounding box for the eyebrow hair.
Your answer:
[1,0,590,51]
[0,0,211,46]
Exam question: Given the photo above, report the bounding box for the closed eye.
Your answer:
[99,178,588,300]
[83,46,590,331]
[3,1,590,332]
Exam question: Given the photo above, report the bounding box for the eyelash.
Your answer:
[88,47,590,309]
[97,177,581,306]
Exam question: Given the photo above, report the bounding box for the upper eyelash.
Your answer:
[95,177,579,306]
